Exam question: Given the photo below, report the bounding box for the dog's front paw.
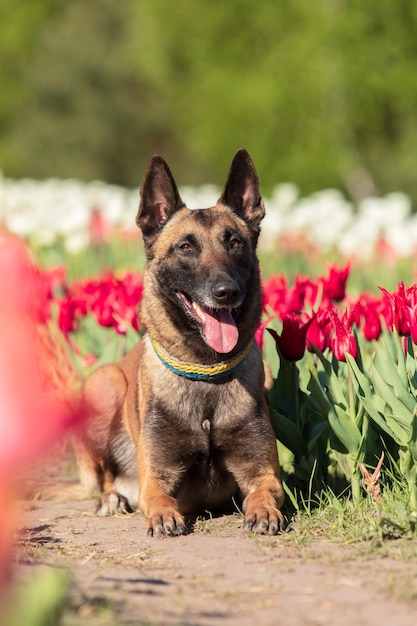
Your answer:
[146,510,187,537]
[144,497,187,537]
[96,492,133,517]
[244,507,284,535]
[243,494,285,535]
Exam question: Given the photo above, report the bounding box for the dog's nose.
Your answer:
[212,279,241,303]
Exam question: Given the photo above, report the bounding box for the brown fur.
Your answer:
[77,149,284,535]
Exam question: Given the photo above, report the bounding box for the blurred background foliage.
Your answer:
[1,0,417,201]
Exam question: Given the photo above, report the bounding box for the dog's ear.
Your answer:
[219,149,265,245]
[136,156,185,249]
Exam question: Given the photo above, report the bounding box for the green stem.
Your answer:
[117,334,126,362]
[291,361,300,431]
[410,336,416,362]
[351,467,361,502]
[348,368,355,423]
[406,462,417,512]
[409,482,417,512]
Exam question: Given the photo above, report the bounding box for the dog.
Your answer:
[77,149,284,536]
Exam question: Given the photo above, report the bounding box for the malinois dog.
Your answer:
[78,149,284,536]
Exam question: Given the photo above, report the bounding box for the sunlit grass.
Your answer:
[282,479,417,556]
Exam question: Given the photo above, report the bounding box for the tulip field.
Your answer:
[31,252,417,514]
[2,177,417,591]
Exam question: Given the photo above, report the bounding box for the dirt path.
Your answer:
[15,491,417,626]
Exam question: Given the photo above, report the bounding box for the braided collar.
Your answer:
[149,336,254,382]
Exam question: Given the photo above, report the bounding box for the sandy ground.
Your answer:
[13,483,417,626]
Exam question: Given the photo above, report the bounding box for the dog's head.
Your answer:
[136,149,265,355]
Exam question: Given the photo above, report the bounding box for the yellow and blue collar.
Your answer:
[149,336,253,382]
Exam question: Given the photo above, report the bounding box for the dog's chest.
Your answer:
[142,338,264,467]
[148,374,254,456]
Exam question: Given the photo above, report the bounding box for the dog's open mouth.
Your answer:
[177,292,240,354]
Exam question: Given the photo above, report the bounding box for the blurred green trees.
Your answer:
[1,0,417,200]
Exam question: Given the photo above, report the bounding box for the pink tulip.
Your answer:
[0,231,82,583]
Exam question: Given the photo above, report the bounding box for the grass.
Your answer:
[279,478,417,560]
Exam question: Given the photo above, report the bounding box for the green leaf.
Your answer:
[305,364,333,418]
[269,408,306,459]
[373,344,416,413]
[7,567,69,626]
[283,481,299,511]
[307,421,328,455]
[269,356,298,420]
[327,404,362,456]
[346,353,407,445]
[408,413,417,464]
[391,330,408,381]
[369,362,413,429]
[307,347,347,408]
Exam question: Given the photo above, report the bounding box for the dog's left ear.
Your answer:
[136,155,185,251]
[219,149,265,245]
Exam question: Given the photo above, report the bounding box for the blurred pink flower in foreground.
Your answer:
[0,231,82,585]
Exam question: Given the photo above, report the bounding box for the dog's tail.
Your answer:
[20,478,92,503]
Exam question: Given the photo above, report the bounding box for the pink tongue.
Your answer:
[194,304,239,353]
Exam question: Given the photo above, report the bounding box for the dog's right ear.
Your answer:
[136,156,185,250]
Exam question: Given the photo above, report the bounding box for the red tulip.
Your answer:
[328,308,357,361]
[262,275,288,317]
[380,282,417,343]
[320,262,350,303]
[61,270,143,337]
[306,309,331,352]
[267,314,313,362]
[403,285,417,343]
[380,283,411,337]
[255,317,273,351]
[350,294,383,342]
[286,275,319,314]
[57,295,87,335]
[263,274,318,318]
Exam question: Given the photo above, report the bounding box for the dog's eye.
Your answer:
[229,236,243,250]
[179,242,192,252]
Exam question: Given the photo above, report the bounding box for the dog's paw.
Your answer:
[146,511,187,537]
[96,492,133,517]
[244,506,285,535]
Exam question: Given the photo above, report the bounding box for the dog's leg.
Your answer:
[140,488,187,537]
[79,364,133,516]
[240,470,285,534]
[136,436,187,536]
[138,476,188,537]
[225,423,285,534]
